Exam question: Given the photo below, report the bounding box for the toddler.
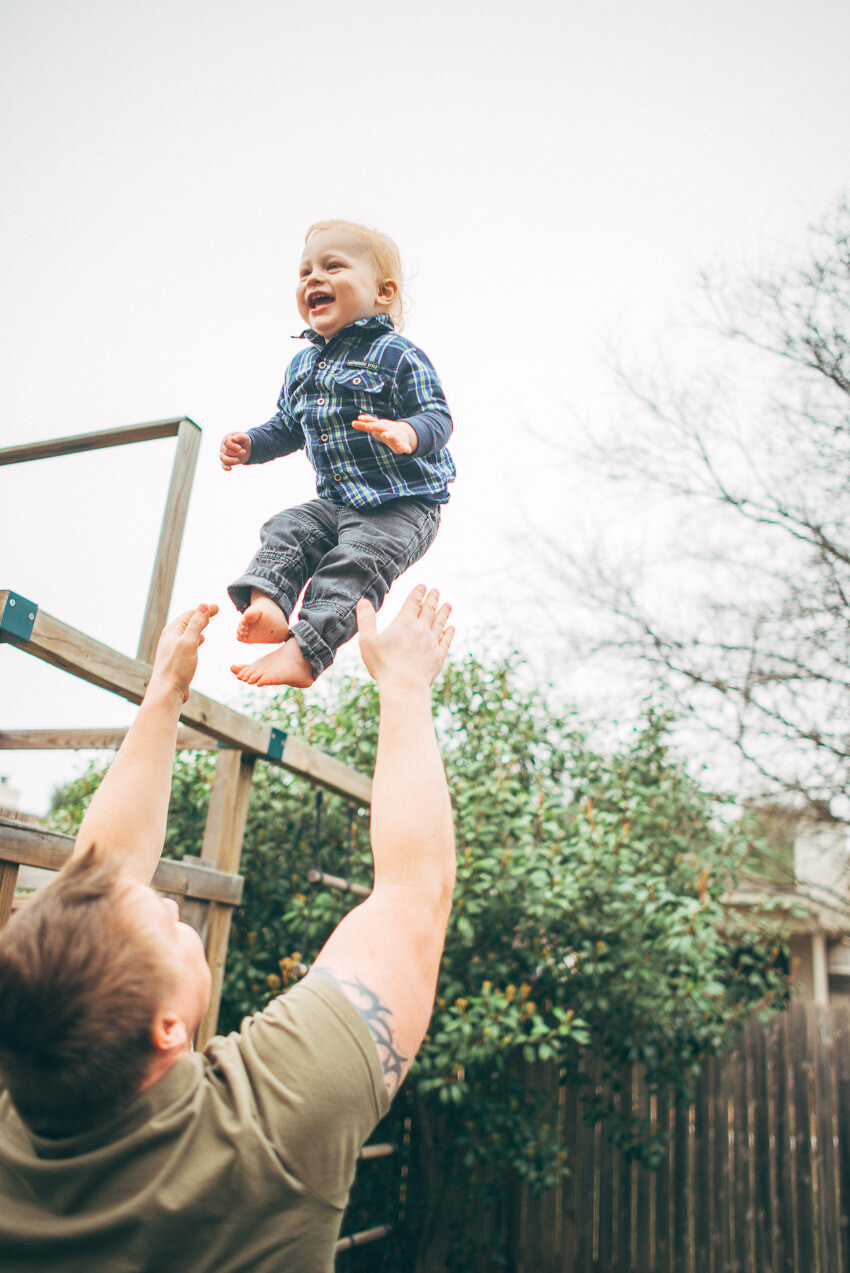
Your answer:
[223,219,455,687]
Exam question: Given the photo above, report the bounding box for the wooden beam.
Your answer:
[0,817,243,906]
[0,593,372,803]
[137,418,202,663]
[0,726,217,751]
[195,751,256,1046]
[0,862,18,928]
[0,419,186,467]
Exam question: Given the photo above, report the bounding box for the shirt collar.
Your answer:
[296,314,394,347]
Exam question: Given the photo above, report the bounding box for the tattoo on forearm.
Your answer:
[313,966,408,1096]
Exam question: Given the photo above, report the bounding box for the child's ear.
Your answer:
[377,279,398,309]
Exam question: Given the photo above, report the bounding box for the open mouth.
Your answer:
[308,293,333,311]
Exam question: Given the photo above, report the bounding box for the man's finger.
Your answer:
[420,588,440,620]
[356,597,378,640]
[400,584,428,619]
[183,603,218,641]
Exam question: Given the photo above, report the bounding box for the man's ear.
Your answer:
[151,1010,189,1053]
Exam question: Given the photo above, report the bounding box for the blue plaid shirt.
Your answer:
[246,315,455,509]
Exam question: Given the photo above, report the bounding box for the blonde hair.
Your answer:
[305,219,405,330]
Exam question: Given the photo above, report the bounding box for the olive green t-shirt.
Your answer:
[0,972,390,1272]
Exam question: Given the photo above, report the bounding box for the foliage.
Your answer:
[48,655,789,1269]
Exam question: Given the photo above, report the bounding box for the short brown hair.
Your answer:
[0,847,171,1134]
[305,219,406,330]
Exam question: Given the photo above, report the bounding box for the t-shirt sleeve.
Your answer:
[203,973,390,1208]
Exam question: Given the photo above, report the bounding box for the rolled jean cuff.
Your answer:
[227,574,294,618]
[290,619,336,678]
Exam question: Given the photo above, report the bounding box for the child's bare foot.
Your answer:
[231,637,316,688]
[236,593,289,644]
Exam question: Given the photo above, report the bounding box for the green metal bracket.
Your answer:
[267,726,287,762]
[0,591,38,642]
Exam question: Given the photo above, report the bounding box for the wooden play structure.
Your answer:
[0,419,398,1260]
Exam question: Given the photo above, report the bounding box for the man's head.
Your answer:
[297,220,405,339]
[0,847,210,1134]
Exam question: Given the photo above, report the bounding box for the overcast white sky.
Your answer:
[2,0,849,813]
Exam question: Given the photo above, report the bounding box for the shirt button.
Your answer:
[318,361,327,368]
[352,377,362,385]
[320,434,329,442]
[333,473,342,482]
[317,396,326,405]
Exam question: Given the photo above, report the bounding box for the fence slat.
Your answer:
[655,1089,671,1273]
[559,1068,580,1272]
[712,1049,732,1273]
[834,1006,850,1273]
[574,1059,598,1273]
[792,1004,816,1272]
[815,1005,840,1273]
[693,1063,713,1273]
[772,1011,796,1273]
[615,1076,632,1273]
[597,1073,615,1272]
[634,1069,653,1273]
[750,1018,773,1273]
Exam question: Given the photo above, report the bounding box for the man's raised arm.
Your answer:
[71,604,217,884]
[312,585,456,1097]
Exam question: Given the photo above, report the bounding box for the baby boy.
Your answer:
[222,219,455,687]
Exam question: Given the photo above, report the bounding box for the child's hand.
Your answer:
[221,432,253,470]
[352,415,418,455]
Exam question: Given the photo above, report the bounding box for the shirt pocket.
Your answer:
[333,368,387,396]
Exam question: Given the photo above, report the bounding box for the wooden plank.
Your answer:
[615,1075,632,1273]
[673,1094,691,1273]
[693,1064,712,1273]
[0,726,215,750]
[0,861,19,927]
[655,1089,671,1273]
[772,1011,796,1273]
[574,1059,598,1273]
[597,1075,614,1273]
[834,1005,850,1273]
[791,1004,816,1273]
[137,418,202,662]
[282,734,372,806]
[559,1068,580,1273]
[0,817,243,905]
[815,1006,840,1273]
[750,1018,774,1273]
[195,751,256,1047]
[731,1036,751,1273]
[712,1054,731,1273]
[0,594,371,803]
[633,1069,652,1273]
[0,419,184,466]
[520,1060,560,1273]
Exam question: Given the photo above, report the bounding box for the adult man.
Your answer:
[0,585,456,1272]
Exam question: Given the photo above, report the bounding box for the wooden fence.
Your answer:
[435,1003,850,1272]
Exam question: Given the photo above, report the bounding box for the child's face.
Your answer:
[297,229,395,339]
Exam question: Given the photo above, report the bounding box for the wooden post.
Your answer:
[137,417,202,662]
[0,861,19,927]
[195,749,255,1047]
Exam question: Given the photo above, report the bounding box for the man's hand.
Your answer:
[352,415,418,455]
[72,604,219,880]
[357,585,453,694]
[149,604,218,703]
[220,432,253,470]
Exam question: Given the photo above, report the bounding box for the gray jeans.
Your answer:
[228,496,441,676]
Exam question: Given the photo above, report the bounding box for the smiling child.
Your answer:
[222,220,455,687]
